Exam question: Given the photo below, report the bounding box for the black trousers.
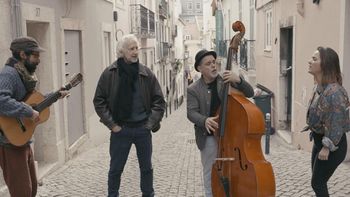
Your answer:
[311,133,347,197]
[108,126,154,197]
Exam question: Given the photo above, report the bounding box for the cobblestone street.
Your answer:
[37,104,350,197]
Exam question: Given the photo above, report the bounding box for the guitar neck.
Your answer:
[32,73,82,113]
[34,91,61,112]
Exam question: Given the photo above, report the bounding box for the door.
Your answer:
[64,30,85,146]
[280,27,293,130]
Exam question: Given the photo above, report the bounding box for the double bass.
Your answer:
[211,21,276,197]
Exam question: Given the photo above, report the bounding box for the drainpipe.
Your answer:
[11,0,23,38]
[215,0,224,57]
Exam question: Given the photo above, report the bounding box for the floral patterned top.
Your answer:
[307,83,350,150]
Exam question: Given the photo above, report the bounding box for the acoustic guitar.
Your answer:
[0,73,83,146]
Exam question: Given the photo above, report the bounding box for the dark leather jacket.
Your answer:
[93,60,165,131]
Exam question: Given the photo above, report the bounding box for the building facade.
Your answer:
[0,0,115,195]
[0,0,187,194]
[255,0,350,159]
[211,0,256,84]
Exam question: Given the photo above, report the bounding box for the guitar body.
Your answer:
[0,91,50,146]
[0,73,82,146]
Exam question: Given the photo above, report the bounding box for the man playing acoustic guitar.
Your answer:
[0,37,68,197]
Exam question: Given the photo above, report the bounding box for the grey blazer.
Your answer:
[187,76,254,150]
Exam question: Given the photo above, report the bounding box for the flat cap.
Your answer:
[10,36,45,52]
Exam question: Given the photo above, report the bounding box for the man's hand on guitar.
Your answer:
[31,110,40,123]
[59,90,70,99]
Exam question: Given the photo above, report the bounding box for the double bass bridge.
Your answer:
[215,157,235,162]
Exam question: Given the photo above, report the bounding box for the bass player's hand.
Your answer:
[205,115,219,134]
[222,70,241,84]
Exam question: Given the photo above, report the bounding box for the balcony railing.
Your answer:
[130,4,155,38]
[219,39,255,71]
[239,39,248,71]
[241,39,256,71]
[159,0,168,19]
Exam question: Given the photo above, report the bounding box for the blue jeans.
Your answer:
[108,126,154,197]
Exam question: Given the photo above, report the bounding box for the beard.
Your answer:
[24,59,38,74]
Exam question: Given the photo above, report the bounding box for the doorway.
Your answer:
[26,21,58,177]
[64,30,85,146]
[279,27,293,130]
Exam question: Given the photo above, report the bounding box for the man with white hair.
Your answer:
[93,34,165,197]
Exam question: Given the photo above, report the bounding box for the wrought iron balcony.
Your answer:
[130,4,155,38]
[240,39,256,71]
[239,39,248,71]
[159,0,168,19]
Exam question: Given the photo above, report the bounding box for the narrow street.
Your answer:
[37,104,350,197]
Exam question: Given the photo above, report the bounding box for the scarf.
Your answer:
[5,57,38,92]
[208,77,221,116]
[115,58,139,121]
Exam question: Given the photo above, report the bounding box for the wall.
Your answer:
[256,0,346,152]
[0,0,14,66]
[292,0,342,150]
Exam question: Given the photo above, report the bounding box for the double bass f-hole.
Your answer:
[234,147,248,170]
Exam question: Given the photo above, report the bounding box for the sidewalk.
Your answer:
[37,104,350,197]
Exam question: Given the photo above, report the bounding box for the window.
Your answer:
[185,35,191,40]
[103,32,111,68]
[143,51,147,65]
[188,3,192,10]
[238,0,242,20]
[250,0,255,39]
[196,3,201,10]
[115,0,124,5]
[150,51,154,71]
[265,9,272,51]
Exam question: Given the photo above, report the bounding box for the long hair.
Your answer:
[116,34,139,58]
[317,46,342,85]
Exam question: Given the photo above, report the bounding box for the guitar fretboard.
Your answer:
[33,91,61,112]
